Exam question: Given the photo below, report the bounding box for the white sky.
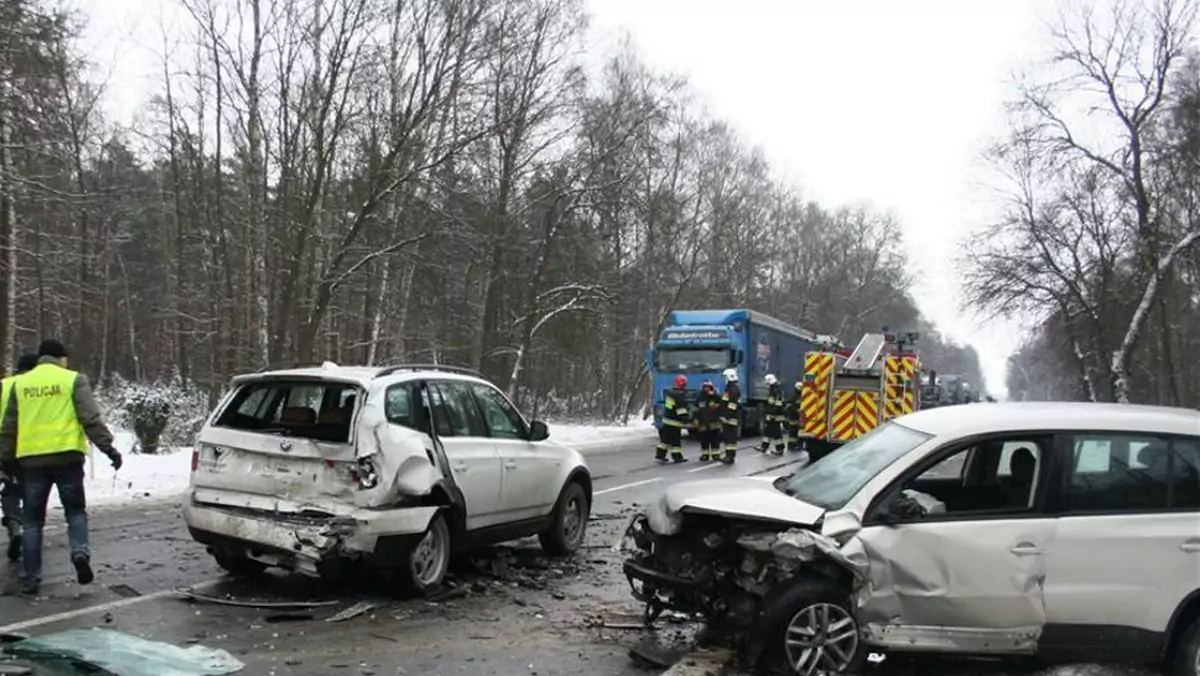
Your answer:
[74,0,1057,396]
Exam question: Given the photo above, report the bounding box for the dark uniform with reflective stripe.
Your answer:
[759,382,785,455]
[720,382,740,464]
[656,387,689,463]
[695,386,722,461]
[785,382,803,452]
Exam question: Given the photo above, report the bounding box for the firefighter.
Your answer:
[719,368,740,464]
[786,380,803,452]
[656,375,690,464]
[0,351,38,562]
[695,380,721,462]
[758,374,785,457]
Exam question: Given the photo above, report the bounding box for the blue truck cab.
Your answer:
[646,309,820,436]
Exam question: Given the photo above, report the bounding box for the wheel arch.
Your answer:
[1161,586,1200,666]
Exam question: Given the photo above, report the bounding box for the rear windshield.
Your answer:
[214,379,361,443]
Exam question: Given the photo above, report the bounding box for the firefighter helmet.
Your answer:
[722,368,738,383]
[764,374,778,385]
[674,375,687,389]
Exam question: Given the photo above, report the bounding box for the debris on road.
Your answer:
[326,599,388,623]
[5,628,244,675]
[175,587,340,610]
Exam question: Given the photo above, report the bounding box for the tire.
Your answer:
[210,549,267,577]
[400,512,452,594]
[539,481,589,556]
[1170,615,1200,676]
[758,577,864,676]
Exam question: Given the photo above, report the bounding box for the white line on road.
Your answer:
[0,579,224,634]
[686,463,721,474]
[594,477,661,496]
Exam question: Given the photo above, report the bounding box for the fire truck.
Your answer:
[798,330,922,458]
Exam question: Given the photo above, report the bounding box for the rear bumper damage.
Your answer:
[182,489,439,577]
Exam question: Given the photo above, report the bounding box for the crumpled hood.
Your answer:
[645,476,826,535]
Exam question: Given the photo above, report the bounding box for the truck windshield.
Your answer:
[778,422,933,510]
[655,348,730,372]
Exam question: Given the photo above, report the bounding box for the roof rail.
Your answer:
[252,361,326,373]
[372,363,484,380]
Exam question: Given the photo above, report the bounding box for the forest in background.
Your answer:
[964,0,1200,407]
[0,0,983,421]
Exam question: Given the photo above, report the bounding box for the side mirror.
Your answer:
[735,350,745,365]
[528,420,549,442]
[876,492,922,527]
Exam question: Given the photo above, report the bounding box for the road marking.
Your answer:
[0,579,224,633]
[594,477,661,496]
[686,463,721,473]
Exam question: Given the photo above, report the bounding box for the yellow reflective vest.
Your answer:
[14,364,88,460]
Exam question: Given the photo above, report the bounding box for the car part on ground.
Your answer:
[4,628,244,675]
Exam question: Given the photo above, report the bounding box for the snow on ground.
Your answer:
[83,430,193,506]
[545,418,656,449]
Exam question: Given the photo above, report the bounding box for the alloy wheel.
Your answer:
[783,602,859,675]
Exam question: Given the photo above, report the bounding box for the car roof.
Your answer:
[229,363,488,388]
[899,401,1200,439]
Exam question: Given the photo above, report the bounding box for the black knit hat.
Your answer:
[14,352,37,373]
[37,339,68,359]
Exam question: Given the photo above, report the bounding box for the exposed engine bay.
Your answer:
[621,511,862,629]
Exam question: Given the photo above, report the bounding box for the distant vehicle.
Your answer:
[183,363,592,592]
[620,402,1200,676]
[646,309,823,436]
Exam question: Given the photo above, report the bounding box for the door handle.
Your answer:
[504,461,518,470]
[1181,540,1200,553]
[1010,542,1044,556]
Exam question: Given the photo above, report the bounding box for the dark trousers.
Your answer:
[656,424,683,460]
[1,469,20,538]
[21,463,89,586]
[722,422,739,461]
[760,418,784,453]
[786,422,801,451]
[698,427,721,458]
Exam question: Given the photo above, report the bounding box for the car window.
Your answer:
[433,381,487,437]
[214,380,359,443]
[1064,434,1200,512]
[420,384,455,438]
[906,438,1044,514]
[385,384,415,429]
[781,422,933,510]
[469,383,528,439]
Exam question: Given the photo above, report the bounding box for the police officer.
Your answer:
[656,375,690,464]
[0,340,122,596]
[785,380,803,453]
[719,368,740,465]
[0,351,38,562]
[758,374,785,457]
[695,380,721,462]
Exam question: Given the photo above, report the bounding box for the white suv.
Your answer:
[621,402,1200,675]
[182,363,592,592]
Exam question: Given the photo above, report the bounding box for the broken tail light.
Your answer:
[325,458,379,490]
[191,448,199,473]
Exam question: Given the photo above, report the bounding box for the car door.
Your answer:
[1038,432,1200,663]
[419,381,504,530]
[467,382,558,521]
[852,434,1056,654]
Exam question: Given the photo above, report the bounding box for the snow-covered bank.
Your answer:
[71,421,655,506]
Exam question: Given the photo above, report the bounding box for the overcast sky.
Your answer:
[75,0,1057,395]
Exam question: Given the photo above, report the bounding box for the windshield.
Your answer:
[655,347,730,373]
[780,422,933,510]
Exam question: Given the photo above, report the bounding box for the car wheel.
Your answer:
[210,549,267,577]
[1170,615,1200,676]
[759,578,863,676]
[539,481,589,556]
[401,512,451,594]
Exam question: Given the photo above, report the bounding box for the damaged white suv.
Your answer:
[621,402,1200,675]
[183,363,592,592]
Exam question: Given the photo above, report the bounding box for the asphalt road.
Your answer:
[0,432,1160,676]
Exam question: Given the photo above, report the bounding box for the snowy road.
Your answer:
[0,429,1161,676]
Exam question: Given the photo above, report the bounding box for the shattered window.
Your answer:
[1063,434,1199,512]
[385,384,416,429]
[433,381,488,437]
